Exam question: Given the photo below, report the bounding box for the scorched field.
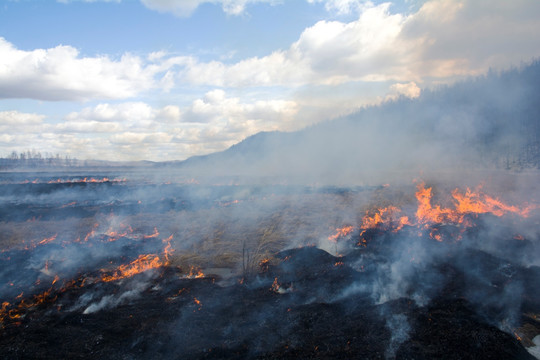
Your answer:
[1,170,540,359]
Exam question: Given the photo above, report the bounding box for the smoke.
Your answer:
[384,313,411,359]
[175,60,540,188]
[77,279,151,315]
[1,62,540,357]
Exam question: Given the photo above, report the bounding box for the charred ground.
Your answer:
[1,172,539,359]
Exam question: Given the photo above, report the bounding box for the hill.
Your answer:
[175,60,540,183]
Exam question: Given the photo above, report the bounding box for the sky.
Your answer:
[0,0,539,162]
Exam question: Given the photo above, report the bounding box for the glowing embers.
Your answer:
[9,177,127,185]
[0,279,74,327]
[37,234,58,246]
[183,266,205,279]
[46,177,126,184]
[0,224,177,327]
[270,277,293,294]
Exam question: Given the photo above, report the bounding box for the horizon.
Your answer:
[1,0,540,162]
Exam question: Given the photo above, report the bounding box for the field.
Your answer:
[1,169,540,359]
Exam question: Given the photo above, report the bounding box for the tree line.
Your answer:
[0,150,80,169]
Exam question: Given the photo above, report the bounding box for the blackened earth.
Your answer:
[1,233,539,360]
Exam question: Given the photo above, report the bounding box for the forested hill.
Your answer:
[177,60,540,181]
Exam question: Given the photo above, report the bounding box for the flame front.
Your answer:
[357,182,535,243]
[328,225,354,242]
[100,254,164,282]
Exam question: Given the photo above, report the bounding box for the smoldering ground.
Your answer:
[1,172,539,359]
[1,62,540,358]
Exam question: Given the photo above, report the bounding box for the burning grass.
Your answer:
[0,173,539,358]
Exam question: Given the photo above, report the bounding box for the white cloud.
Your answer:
[0,38,181,101]
[386,81,421,101]
[24,92,298,160]
[307,0,371,15]
[65,102,156,124]
[0,110,45,125]
[140,0,281,17]
[5,0,539,104]
[401,0,540,76]
[178,0,540,88]
[4,0,540,162]
[57,0,120,3]
[182,89,298,126]
[180,2,408,86]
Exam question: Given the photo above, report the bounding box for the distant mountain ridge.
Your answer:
[3,61,539,181]
[175,60,540,181]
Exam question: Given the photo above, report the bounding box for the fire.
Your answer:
[185,266,205,279]
[60,201,77,208]
[328,225,354,242]
[193,297,202,311]
[451,187,532,218]
[1,226,178,325]
[46,177,126,184]
[38,234,57,246]
[360,206,410,233]
[415,182,533,226]
[143,227,160,239]
[83,223,99,242]
[0,287,59,326]
[259,258,270,272]
[357,182,535,242]
[100,254,164,282]
[415,184,458,226]
[105,224,133,242]
[220,199,241,207]
[270,277,280,293]
[162,234,175,262]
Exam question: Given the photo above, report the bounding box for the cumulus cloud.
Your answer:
[0,111,56,152]
[140,0,281,17]
[307,0,371,15]
[386,81,421,101]
[5,0,539,103]
[0,38,183,101]
[183,89,297,125]
[178,0,540,88]
[57,0,120,3]
[401,0,540,75]
[20,91,298,161]
[178,2,405,87]
[0,110,45,126]
[4,0,540,162]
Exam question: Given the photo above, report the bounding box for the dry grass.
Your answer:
[0,191,374,276]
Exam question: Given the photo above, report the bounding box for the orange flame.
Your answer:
[328,226,354,242]
[38,234,57,246]
[162,234,175,262]
[100,254,164,282]
[105,224,134,242]
[357,182,535,242]
[185,266,205,279]
[83,223,100,242]
[46,177,125,184]
[143,227,160,239]
[270,277,280,293]
[361,206,411,232]
[193,297,202,311]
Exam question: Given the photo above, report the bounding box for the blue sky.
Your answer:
[1,0,539,161]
